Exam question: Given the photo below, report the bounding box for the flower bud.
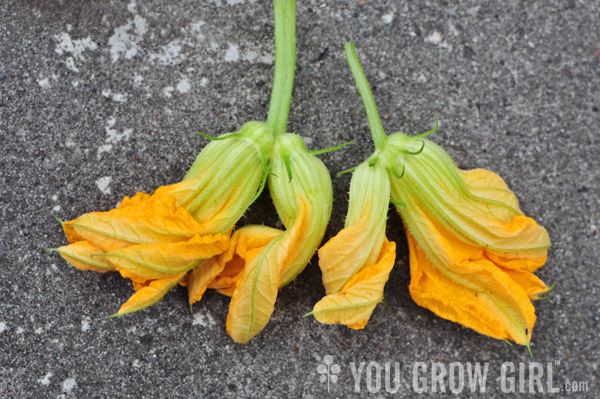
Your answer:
[310,160,396,329]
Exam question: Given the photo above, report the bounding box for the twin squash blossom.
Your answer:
[50,0,551,348]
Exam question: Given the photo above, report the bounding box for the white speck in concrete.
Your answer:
[163,86,174,97]
[38,78,50,89]
[189,20,206,35]
[244,49,258,63]
[52,205,62,213]
[133,74,144,85]
[132,359,141,368]
[54,33,98,60]
[243,49,274,64]
[448,22,459,37]
[51,194,58,201]
[257,53,274,64]
[192,313,216,327]
[62,378,77,393]
[38,372,53,386]
[381,13,394,24]
[417,73,427,83]
[81,316,91,332]
[176,78,191,94]
[96,143,114,159]
[104,117,133,144]
[35,326,43,334]
[112,93,127,103]
[16,327,24,334]
[200,77,209,87]
[425,31,443,45]
[127,0,137,13]
[133,15,146,37]
[150,39,184,65]
[96,176,113,195]
[72,81,79,87]
[108,15,147,62]
[102,89,112,97]
[0,322,6,333]
[65,57,79,73]
[224,44,239,62]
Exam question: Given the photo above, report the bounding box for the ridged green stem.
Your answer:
[344,41,387,151]
[266,0,296,136]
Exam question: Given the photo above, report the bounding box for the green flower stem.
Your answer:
[266,0,296,136]
[344,41,387,151]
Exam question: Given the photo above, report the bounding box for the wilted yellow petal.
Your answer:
[405,214,537,345]
[227,198,317,343]
[497,267,549,300]
[109,273,185,317]
[485,251,547,273]
[99,233,229,276]
[226,234,283,344]
[319,212,385,295]
[208,225,282,296]
[114,263,172,283]
[310,239,396,329]
[53,241,114,273]
[64,194,209,252]
[187,258,225,305]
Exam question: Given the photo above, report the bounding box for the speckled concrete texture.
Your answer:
[1,0,598,397]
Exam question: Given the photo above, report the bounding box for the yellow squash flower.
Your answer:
[226,133,333,343]
[318,41,552,349]
[51,122,275,316]
[384,133,551,347]
[308,160,396,329]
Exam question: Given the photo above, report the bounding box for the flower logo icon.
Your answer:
[317,355,341,392]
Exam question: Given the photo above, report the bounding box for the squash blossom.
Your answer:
[226,132,333,344]
[307,160,396,329]
[50,121,274,317]
[314,42,552,349]
[384,134,551,348]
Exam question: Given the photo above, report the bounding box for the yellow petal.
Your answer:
[114,264,171,283]
[110,273,185,317]
[208,225,281,296]
[226,234,283,343]
[485,251,547,273]
[497,267,549,300]
[100,233,229,275]
[319,212,385,295]
[64,193,208,252]
[405,219,536,345]
[310,239,396,329]
[53,241,114,273]
[227,199,316,343]
[187,258,225,305]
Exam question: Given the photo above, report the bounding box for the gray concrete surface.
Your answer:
[1,0,598,397]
